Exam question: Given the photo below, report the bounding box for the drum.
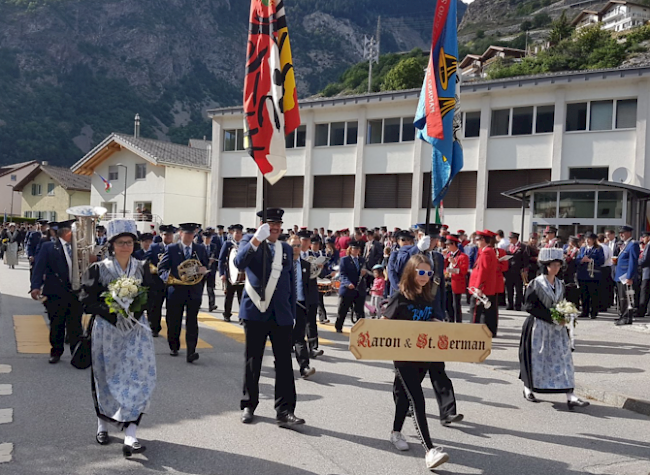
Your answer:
[332,280,341,290]
[228,246,245,285]
[318,279,332,294]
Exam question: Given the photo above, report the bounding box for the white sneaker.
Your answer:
[389,431,409,451]
[425,447,449,470]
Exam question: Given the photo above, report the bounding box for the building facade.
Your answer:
[0,161,39,219]
[207,65,650,236]
[573,1,650,32]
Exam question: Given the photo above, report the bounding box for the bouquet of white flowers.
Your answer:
[550,299,578,326]
[101,276,149,334]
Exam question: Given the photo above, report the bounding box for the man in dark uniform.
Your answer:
[201,230,221,312]
[95,225,107,246]
[144,224,176,337]
[234,208,304,428]
[29,220,83,364]
[158,223,209,362]
[614,225,640,326]
[505,232,527,311]
[335,241,367,333]
[133,233,153,260]
[27,220,48,276]
[219,224,245,322]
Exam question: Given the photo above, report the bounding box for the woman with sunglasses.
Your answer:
[79,219,157,457]
[383,254,461,471]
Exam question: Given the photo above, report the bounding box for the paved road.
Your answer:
[1,257,649,475]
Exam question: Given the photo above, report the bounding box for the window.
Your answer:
[315,122,358,147]
[367,120,382,144]
[49,211,57,222]
[222,177,257,208]
[597,191,623,219]
[566,103,588,131]
[590,100,613,131]
[10,174,16,182]
[464,111,481,138]
[108,166,119,181]
[267,176,304,208]
[24,211,32,218]
[346,121,358,145]
[135,163,147,180]
[383,118,401,143]
[223,129,245,151]
[487,169,551,208]
[365,174,412,208]
[313,175,355,208]
[533,192,558,218]
[315,124,329,147]
[367,118,415,144]
[31,184,41,196]
[512,107,534,136]
[490,109,510,136]
[401,117,415,142]
[285,125,307,149]
[422,171,477,208]
[569,167,608,180]
[535,105,555,134]
[559,191,595,218]
[330,122,345,146]
[616,99,637,129]
[47,183,55,195]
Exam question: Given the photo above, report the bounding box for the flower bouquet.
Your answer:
[101,276,149,334]
[550,299,578,326]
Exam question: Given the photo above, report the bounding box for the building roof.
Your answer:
[502,179,650,202]
[0,160,39,178]
[13,164,91,192]
[188,139,212,150]
[459,46,527,71]
[571,10,600,26]
[71,133,211,176]
[572,1,650,25]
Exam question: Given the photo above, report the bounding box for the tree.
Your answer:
[475,29,485,39]
[532,12,552,28]
[548,11,573,45]
[520,20,533,32]
[380,57,426,92]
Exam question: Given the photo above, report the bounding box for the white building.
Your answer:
[573,1,650,32]
[207,64,650,239]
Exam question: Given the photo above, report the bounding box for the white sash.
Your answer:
[245,241,283,313]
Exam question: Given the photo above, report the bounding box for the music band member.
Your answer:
[133,233,153,260]
[444,235,468,323]
[576,232,605,319]
[335,241,367,333]
[30,220,83,364]
[469,230,499,337]
[218,224,245,322]
[158,223,209,363]
[202,231,220,312]
[505,232,527,311]
[144,224,176,337]
[614,225,639,326]
[235,208,305,428]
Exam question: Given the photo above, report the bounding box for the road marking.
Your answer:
[0,385,11,396]
[0,408,13,424]
[158,321,213,349]
[0,443,12,463]
[0,365,10,374]
[318,321,351,336]
[13,315,50,354]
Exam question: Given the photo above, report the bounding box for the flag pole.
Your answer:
[425,172,433,235]
[261,178,268,302]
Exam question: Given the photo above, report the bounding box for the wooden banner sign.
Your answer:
[349,319,492,363]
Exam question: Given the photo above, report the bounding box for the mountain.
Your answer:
[0,0,461,168]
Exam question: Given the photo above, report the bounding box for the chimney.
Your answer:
[41,161,49,166]
[134,113,141,138]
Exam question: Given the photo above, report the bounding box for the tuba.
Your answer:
[66,205,107,291]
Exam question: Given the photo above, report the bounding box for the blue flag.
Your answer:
[414,0,463,206]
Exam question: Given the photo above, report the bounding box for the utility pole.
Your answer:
[363,34,379,93]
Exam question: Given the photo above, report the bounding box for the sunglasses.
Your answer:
[291,244,301,248]
[416,270,434,277]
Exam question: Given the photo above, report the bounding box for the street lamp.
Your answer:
[115,163,127,217]
[6,184,15,220]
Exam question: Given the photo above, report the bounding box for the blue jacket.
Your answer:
[218,240,240,278]
[145,242,168,267]
[27,231,42,258]
[614,240,640,282]
[158,242,210,298]
[30,240,73,298]
[576,245,605,281]
[234,235,296,326]
[466,245,478,269]
[639,246,650,280]
[338,255,367,297]
[388,244,419,292]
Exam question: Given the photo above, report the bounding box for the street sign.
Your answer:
[349,319,492,363]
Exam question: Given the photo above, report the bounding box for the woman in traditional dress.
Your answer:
[3,223,19,269]
[79,219,156,457]
[518,247,589,409]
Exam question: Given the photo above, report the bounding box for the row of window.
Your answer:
[460,98,638,138]
[222,166,608,210]
[107,164,147,181]
[24,211,57,220]
[31,183,56,196]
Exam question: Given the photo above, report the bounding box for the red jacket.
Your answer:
[469,246,498,296]
[445,250,469,294]
[494,247,508,294]
[337,236,351,257]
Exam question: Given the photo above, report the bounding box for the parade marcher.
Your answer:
[27,220,47,275]
[563,236,581,307]
[518,247,589,409]
[576,233,605,319]
[543,226,560,248]
[335,241,367,333]
[79,218,156,456]
[444,235,468,323]
[289,235,317,378]
[496,230,509,251]
[133,233,153,260]
[504,232,527,311]
[492,235,509,311]
[29,220,83,364]
[336,228,351,258]
[637,232,650,318]
[3,223,20,269]
[202,231,220,312]
[218,224,245,322]
[158,223,209,362]
[469,230,499,337]
[614,225,639,326]
[364,231,384,276]
[144,225,175,337]
[306,236,326,353]
[383,254,460,470]
[388,230,429,293]
[235,208,305,428]
[597,233,614,312]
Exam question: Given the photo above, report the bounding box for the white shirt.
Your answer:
[498,239,509,250]
[183,244,193,258]
[600,243,613,267]
[59,238,73,281]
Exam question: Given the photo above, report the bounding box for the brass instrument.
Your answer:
[307,253,328,279]
[166,258,207,286]
[626,283,635,312]
[66,205,107,291]
[521,270,530,287]
[469,286,492,309]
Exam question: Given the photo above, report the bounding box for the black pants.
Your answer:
[306,303,319,351]
[638,279,650,317]
[241,320,296,415]
[579,280,599,318]
[505,272,523,310]
[335,290,365,331]
[223,282,243,319]
[166,287,201,353]
[616,281,636,322]
[147,290,165,334]
[45,295,82,357]
[470,295,498,337]
[445,284,453,321]
[392,362,457,451]
[205,272,216,309]
[317,293,328,322]
[293,302,310,371]
[448,293,463,323]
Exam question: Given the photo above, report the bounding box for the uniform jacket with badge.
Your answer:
[469,246,498,296]
[30,240,73,298]
[234,235,296,326]
[445,249,469,295]
[614,239,640,282]
[576,245,605,281]
[158,242,209,298]
[339,255,367,297]
[297,258,319,306]
[506,242,527,275]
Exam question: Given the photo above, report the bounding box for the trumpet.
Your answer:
[626,283,635,312]
[521,270,530,287]
[587,258,595,278]
[469,286,492,309]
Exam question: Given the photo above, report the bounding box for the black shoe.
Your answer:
[440,414,464,426]
[567,399,590,409]
[309,349,324,358]
[152,331,159,338]
[506,306,514,311]
[223,316,231,322]
[276,412,305,429]
[209,305,218,312]
[615,318,633,326]
[523,390,539,403]
[122,441,146,457]
[300,366,316,379]
[170,350,179,357]
[514,307,522,312]
[95,431,109,445]
[335,329,343,334]
[241,407,254,424]
[590,315,597,319]
[187,352,199,363]
[48,355,61,364]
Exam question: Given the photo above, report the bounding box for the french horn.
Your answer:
[166,258,206,286]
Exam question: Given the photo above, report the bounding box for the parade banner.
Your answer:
[349,319,492,363]
[243,0,300,185]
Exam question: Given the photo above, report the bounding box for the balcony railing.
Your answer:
[102,213,163,224]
